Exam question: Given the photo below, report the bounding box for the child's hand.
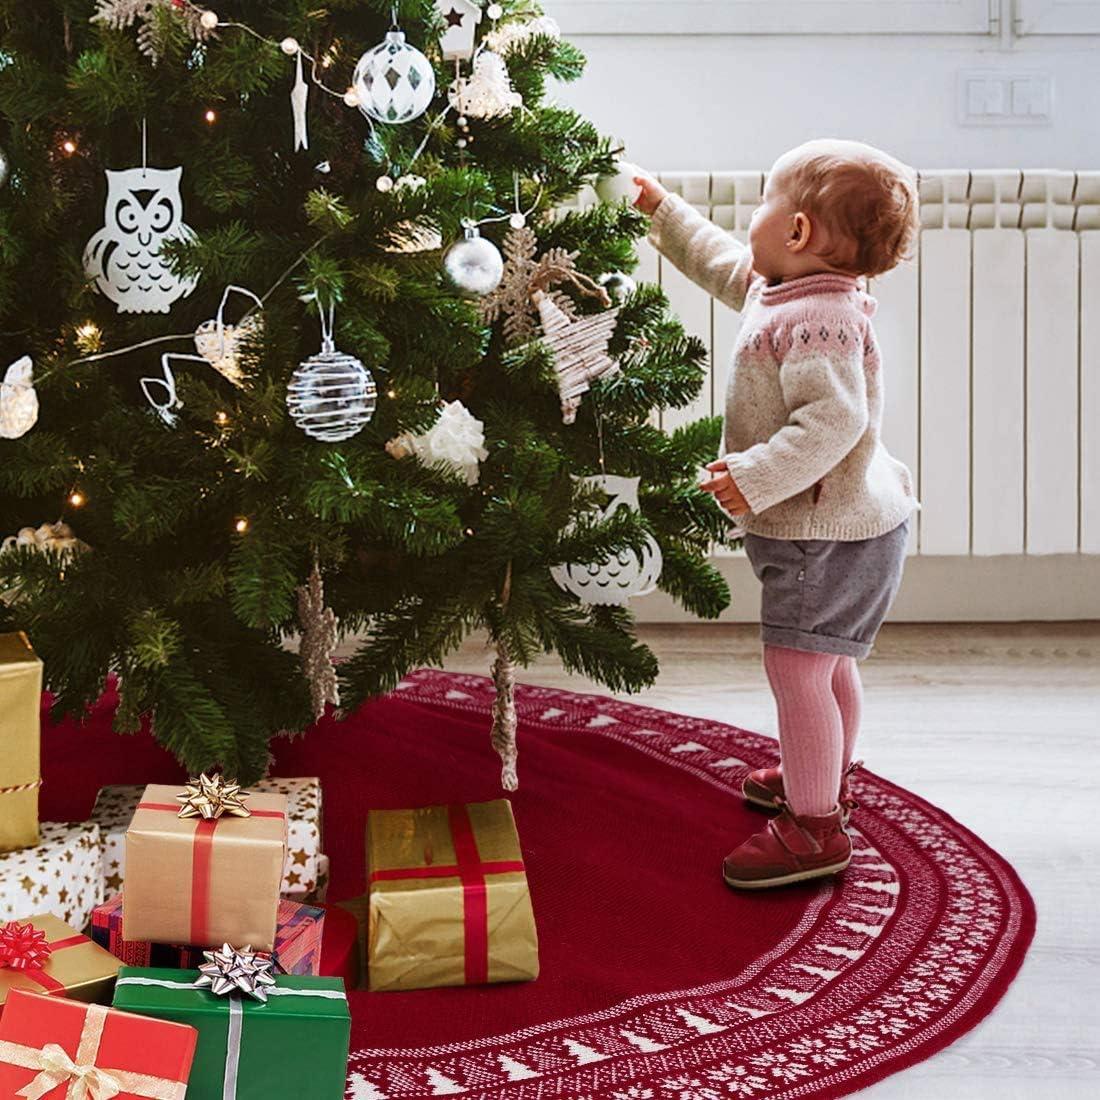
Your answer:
[634,175,668,216]
[700,459,751,514]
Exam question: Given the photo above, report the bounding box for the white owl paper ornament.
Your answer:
[83,166,198,314]
[551,476,663,606]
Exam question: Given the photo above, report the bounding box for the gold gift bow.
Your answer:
[0,1002,186,1100]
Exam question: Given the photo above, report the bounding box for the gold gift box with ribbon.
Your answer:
[0,913,122,1012]
[123,781,287,952]
[0,633,41,853]
[366,799,539,992]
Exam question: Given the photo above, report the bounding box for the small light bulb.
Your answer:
[215,411,229,426]
[62,140,77,155]
[235,517,250,534]
[386,389,397,399]
[75,321,102,352]
[69,491,85,508]
[321,53,335,69]
[281,37,300,56]
[343,87,360,107]
[204,109,217,124]
[465,528,476,538]
[200,10,219,31]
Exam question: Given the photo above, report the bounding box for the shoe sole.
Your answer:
[723,855,852,890]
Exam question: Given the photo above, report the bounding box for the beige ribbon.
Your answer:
[0,1002,186,1100]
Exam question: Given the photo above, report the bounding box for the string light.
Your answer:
[234,517,250,534]
[204,109,217,124]
[75,322,102,353]
[465,527,475,537]
[68,491,86,508]
[61,139,77,156]
[214,411,229,426]
[343,87,360,108]
[280,37,300,56]
[200,10,220,31]
[386,389,397,399]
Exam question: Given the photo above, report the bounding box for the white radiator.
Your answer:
[582,170,1100,558]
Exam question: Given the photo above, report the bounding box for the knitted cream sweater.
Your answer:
[649,194,920,542]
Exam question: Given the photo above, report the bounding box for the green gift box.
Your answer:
[112,966,350,1098]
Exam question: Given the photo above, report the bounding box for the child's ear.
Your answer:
[788,212,812,253]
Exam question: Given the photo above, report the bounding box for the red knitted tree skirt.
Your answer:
[40,669,1034,1100]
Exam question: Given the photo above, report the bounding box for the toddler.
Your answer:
[635,140,921,890]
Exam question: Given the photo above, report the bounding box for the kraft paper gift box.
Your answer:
[366,799,539,992]
[0,988,196,1100]
[92,777,323,899]
[113,967,350,1099]
[0,632,42,853]
[0,914,122,1014]
[92,895,325,976]
[123,783,288,952]
[1,822,104,930]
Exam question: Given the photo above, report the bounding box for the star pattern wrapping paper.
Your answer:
[0,822,104,930]
[91,778,324,900]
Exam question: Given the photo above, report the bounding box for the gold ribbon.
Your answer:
[0,1002,186,1100]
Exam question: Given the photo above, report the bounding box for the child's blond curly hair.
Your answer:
[777,140,919,279]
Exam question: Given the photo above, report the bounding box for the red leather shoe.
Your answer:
[722,802,852,890]
[743,760,862,822]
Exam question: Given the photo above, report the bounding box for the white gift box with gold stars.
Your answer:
[0,821,104,929]
[90,777,326,900]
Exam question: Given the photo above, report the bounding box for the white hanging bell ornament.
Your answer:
[0,357,39,440]
[444,223,504,296]
[353,24,436,125]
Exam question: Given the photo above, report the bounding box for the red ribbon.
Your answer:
[136,801,286,944]
[369,805,525,985]
[0,924,88,995]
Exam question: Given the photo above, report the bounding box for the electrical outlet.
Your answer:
[958,70,1053,126]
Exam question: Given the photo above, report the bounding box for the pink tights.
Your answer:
[761,645,864,817]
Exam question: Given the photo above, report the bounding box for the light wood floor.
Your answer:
[442,622,1100,1100]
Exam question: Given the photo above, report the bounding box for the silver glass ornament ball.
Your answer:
[600,271,637,302]
[353,29,436,125]
[287,341,378,443]
[444,225,504,296]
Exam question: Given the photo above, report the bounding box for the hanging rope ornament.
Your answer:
[297,558,340,722]
[286,302,377,443]
[0,357,39,440]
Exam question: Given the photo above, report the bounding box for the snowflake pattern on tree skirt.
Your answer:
[344,670,1035,1100]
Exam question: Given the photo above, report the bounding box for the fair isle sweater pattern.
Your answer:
[649,194,920,542]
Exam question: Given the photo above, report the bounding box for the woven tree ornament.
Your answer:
[478,226,580,345]
[448,49,522,119]
[297,559,340,722]
[0,922,53,970]
[195,943,278,1002]
[176,773,252,820]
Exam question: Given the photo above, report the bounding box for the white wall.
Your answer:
[554,33,1100,172]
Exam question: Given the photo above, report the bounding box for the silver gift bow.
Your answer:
[115,975,347,1100]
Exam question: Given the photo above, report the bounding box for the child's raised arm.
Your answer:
[642,186,754,313]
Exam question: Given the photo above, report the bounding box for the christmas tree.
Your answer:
[0,1,730,787]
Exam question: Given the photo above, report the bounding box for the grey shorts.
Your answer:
[742,518,910,659]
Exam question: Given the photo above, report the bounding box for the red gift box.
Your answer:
[0,988,196,1099]
[91,895,325,976]
[318,902,361,988]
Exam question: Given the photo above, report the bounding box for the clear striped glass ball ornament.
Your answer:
[286,340,377,443]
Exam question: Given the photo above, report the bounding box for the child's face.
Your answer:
[749,168,800,281]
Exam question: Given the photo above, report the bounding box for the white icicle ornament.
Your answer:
[0,357,39,440]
